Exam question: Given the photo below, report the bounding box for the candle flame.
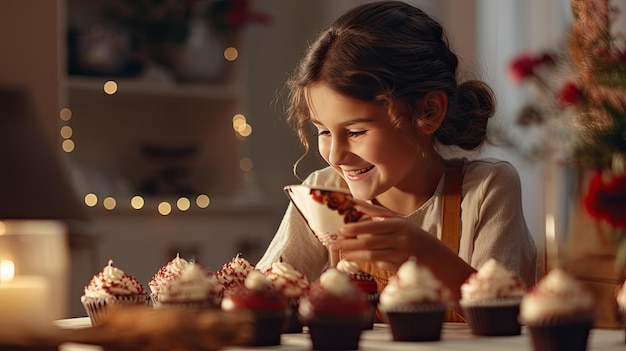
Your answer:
[0,260,15,282]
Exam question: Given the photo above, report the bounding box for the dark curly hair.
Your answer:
[283,1,495,168]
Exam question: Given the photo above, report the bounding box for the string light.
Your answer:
[103,81,117,95]
[84,193,98,207]
[196,195,210,208]
[130,196,144,210]
[224,47,238,61]
[158,202,172,216]
[103,197,116,210]
[62,56,259,213]
[177,197,191,211]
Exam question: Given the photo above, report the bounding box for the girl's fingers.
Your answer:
[353,202,396,218]
[332,232,392,251]
[340,216,400,238]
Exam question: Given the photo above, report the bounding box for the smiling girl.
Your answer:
[256,1,536,318]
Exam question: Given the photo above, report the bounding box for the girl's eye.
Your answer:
[317,130,330,137]
[348,130,366,137]
[316,130,366,137]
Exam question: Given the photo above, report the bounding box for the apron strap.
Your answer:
[353,158,466,322]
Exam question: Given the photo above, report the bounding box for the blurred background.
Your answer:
[0,0,572,317]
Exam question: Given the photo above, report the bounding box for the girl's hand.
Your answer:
[329,201,424,272]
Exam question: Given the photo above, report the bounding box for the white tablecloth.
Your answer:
[56,317,626,351]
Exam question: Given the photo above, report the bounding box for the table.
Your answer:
[55,317,626,351]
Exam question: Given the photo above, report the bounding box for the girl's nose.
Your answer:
[328,137,350,166]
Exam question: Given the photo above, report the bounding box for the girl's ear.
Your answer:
[415,91,448,135]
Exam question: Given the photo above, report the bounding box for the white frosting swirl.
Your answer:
[460,258,526,303]
[149,254,189,294]
[84,260,145,298]
[265,261,309,297]
[244,269,274,292]
[319,268,355,297]
[158,262,222,304]
[336,259,360,275]
[217,254,255,288]
[520,268,594,323]
[379,259,450,307]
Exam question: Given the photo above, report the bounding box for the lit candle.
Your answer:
[0,259,51,330]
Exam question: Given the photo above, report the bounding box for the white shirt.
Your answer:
[256,158,537,287]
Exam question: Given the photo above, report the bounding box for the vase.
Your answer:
[162,20,236,83]
[556,167,623,329]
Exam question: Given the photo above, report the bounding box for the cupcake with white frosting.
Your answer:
[216,253,256,290]
[153,261,223,309]
[336,259,379,329]
[81,260,149,326]
[378,258,450,341]
[460,258,527,336]
[520,268,594,351]
[148,253,189,306]
[265,260,309,333]
[222,269,289,346]
[299,268,371,350]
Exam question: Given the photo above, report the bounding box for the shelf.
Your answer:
[81,191,277,218]
[65,75,243,100]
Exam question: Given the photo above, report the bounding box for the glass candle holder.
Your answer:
[0,220,69,330]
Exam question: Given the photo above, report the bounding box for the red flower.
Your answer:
[508,55,538,83]
[508,52,557,84]
[583,169,626,228]
[556,81,584,108]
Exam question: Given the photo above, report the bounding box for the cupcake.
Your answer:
[152,261,223,309]
[298,268,372,350]
[378,258,450,342]
[221,269,289,346]
[148,253,189,306]
[459,258,527,336]
[520,268,595,351]
[80,260,149,326]
[336,259,379,329]
[216,253,256,291]
[264,260,309,333]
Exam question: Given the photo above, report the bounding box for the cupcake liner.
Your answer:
[459,298,522,308]
[381,305,447,342]
[151,292,222,309]
[462,304,521,336]
[379,302,447,314]
[81,294,149,326]
[305,315,365,350]
[249,310,289,346]
[527,319,592,351]
[362,299,378,330]
[283,298,304,333]
[522,311,595,327]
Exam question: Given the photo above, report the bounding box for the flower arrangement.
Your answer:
[506,0,626,265]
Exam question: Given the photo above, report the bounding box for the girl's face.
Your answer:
[307,83,425,201]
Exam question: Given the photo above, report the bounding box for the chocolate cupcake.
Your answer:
[459,258,527,336]
[221,270,289,346]
[378,258,450,342]
[264,260,310,333]
[336,259,379,329]
[520,268,595,351]
[299,268,372,350]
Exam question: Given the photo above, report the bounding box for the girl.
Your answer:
[256,1,536,318]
